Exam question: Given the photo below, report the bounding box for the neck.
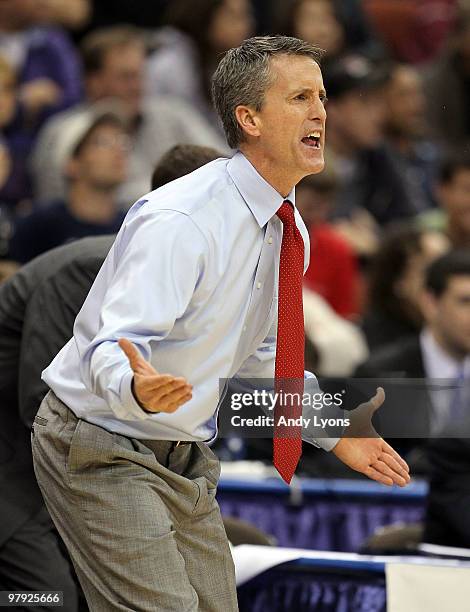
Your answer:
[429,326,468,363]
[240,147,296,198]
[68,182,118,224]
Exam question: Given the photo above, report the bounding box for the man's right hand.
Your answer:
[118,338,192,413]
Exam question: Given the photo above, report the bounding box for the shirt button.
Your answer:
[243,325,247,332]
[256,282,261,289]
[268,236,273,244]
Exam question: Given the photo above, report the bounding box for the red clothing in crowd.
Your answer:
[304,224,360,320]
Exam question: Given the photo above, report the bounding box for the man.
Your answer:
[356,250,470,467]
[421,251,470,547]
[8,106,129,264]
[31,37,409,611]
[0,144,222,608]
[418,153,470,249]
[424,5,470,147]
[323,54,417,225]
[31,25,228,207]
[382,63,439,213]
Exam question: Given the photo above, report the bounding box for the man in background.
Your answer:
[323,55,417,225]
[356,250,470,469]
[382,63,439,213]
[9,106,129,264]
[419,152,470,249]
[31,25,228,207]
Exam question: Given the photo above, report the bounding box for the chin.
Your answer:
[304,157,325,176]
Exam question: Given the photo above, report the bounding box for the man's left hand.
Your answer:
[332,387,411,487]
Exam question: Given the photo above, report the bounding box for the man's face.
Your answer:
[71,123,129,190]
[328,88,385,149]
[426,276,470,357]
[384,66,427,138]
[90,43,144,119]
[439,169,470,239]
[247,55,327,185]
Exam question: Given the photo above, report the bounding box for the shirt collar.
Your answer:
[227,151,296,227]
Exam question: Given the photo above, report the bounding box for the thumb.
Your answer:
[118,338,150,374]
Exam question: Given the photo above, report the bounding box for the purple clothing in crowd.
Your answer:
[1,27,83,208]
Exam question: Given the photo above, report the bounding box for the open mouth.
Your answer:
[301,131,322,149]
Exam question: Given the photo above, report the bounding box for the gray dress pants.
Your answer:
[31,391,238,612]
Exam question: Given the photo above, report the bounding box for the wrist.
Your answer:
[131,378,153,414]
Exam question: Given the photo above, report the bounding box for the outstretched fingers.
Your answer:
[382,440,410,473]
[365,465,394,487]
[371,459,408,487]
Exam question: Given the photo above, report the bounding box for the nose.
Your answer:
[309,96,327,123]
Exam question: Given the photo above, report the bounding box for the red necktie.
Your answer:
[273,200,305,484]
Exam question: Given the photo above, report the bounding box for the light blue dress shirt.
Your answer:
[43,152,337,450]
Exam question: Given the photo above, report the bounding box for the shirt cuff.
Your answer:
[313,436,340,452]
[119,370,153,420]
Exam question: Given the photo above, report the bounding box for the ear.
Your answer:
[234,105,261,140]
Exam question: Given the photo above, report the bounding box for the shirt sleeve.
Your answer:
[78,210,207,420]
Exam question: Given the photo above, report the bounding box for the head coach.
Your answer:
[31,36,409,611]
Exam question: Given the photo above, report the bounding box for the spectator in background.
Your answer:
[424,4,470,146]
[303,288,369,376]
[146,0,254,128]
[19,0,91,31]
[71,0,171,42]
[361,225,449,351]
[357,250,470,472]
[279,0,383,62]
[280,0,346,61]
[419,152,470,249]
[0,0,82,208]
[32,25,228,207]
[295,171,361,319]
[9,106,128,264]
[383,63,439,213]
[323,55,418,226]
[364,0,457,64]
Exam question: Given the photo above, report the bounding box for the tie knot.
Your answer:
[276,200,295,225]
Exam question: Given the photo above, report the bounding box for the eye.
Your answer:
[295,94,307,101]
[320,95,328,107]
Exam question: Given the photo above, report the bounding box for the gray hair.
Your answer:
[211,36,323,149]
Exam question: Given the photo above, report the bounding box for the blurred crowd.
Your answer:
[1,0,470,570]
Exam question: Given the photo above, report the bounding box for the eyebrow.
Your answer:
[290,87,327,98]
